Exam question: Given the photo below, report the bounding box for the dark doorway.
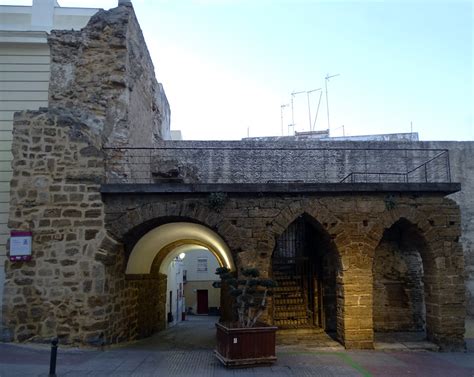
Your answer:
[272,214,338,332]
[197,290,209,314]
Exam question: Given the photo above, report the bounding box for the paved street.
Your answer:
[0,316,473,377]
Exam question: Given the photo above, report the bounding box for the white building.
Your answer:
[0,0,101,323]
[182,248,221,315]
[166,257,184,327]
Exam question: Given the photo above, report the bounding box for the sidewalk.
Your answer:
[0,316,472,377]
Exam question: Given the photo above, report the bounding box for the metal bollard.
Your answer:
[49,338,58,377]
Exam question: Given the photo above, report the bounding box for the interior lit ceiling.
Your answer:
[126,222,235,274]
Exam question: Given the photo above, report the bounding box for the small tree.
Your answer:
[215,267,277,328]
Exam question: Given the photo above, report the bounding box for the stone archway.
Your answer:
[271,213,340,336]
[122,221,236,341]
[373,218,427,341]
[126,222,235,275]
[367,203,465,350]
[267,202,346,345]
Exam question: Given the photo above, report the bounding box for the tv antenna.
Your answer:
[325,73,340,135]
[290,90,305,133]
[280,104,289,136]
[306,88,322,131]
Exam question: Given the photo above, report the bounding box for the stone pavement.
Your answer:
[0,316,473,377]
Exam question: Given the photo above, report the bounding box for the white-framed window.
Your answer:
[197,257,208,273]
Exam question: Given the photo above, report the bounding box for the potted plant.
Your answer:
[214,266,278,367]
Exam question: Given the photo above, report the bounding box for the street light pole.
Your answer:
[325,73,340,136]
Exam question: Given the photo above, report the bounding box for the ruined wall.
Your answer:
[48,3,170,146]
[2,107,167,345]
[3,109,108,344]
[142,139,474,317]
[103,192,465,350]
[2,3,171,345]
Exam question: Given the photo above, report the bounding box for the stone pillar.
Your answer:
[339,271,374,349]
[338,243,374,349]
[423,231,466,350]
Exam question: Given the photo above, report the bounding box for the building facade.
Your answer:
[182,248,221,315]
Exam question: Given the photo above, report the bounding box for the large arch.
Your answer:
[126,222,235,275]
[114,221,236,342]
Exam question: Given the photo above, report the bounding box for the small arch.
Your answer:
[373,217,431,344]
[126,222,235,274]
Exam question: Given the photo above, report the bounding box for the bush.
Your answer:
[215,267,277,328]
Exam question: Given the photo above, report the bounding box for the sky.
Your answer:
[2,0,473,141]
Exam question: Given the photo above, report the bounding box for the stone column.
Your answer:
[423,226,466,351]
[337,243,374,349]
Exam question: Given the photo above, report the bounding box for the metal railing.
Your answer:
[339,150,451,183]
[103,146,452,185]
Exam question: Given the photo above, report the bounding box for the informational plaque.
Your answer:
[10,231,32,262]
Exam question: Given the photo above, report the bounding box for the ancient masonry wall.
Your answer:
[2,3,171,344]
[0,2,469,351]
[102,192,465,350]
[3,109,109,343]
[48,3,170,146]
[2,112,467,348]
[148,139,474,317]
[373,230,425,332]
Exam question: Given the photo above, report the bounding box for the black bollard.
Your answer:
[49,337,58,377]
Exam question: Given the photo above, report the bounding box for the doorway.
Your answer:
[197,290,209,314]
[272,214,338,332]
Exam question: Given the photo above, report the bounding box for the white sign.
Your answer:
[10,231,32,261]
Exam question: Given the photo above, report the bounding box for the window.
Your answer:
[197,257,208,273]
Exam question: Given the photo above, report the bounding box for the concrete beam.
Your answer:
[100,182,461,195]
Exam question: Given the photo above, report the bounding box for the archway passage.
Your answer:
[126,222,235,274]
[373,218,428,345]
[123,221,235,345]
[272,214,339,335]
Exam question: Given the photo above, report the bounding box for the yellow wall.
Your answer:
[184,281,220,314]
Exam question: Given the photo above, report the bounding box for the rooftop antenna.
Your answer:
[325,73,340,136]
[313,90,323,131]
[291,90,305,132]
[280,104,289,136]
[306,88,322,131]
[333,125,345,137]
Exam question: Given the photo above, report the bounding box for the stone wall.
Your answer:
[3,113,466,349]
[3,108,108,344]
[48,3,170,146]
[2,108,167,345]
[120,140,450,184]
[2,3,171,345]
[373,227,425,332]
[132,139,474,317]
[1,1,469,352]
[102,191,466,350]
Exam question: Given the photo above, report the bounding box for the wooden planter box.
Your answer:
[215,322,278,367]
